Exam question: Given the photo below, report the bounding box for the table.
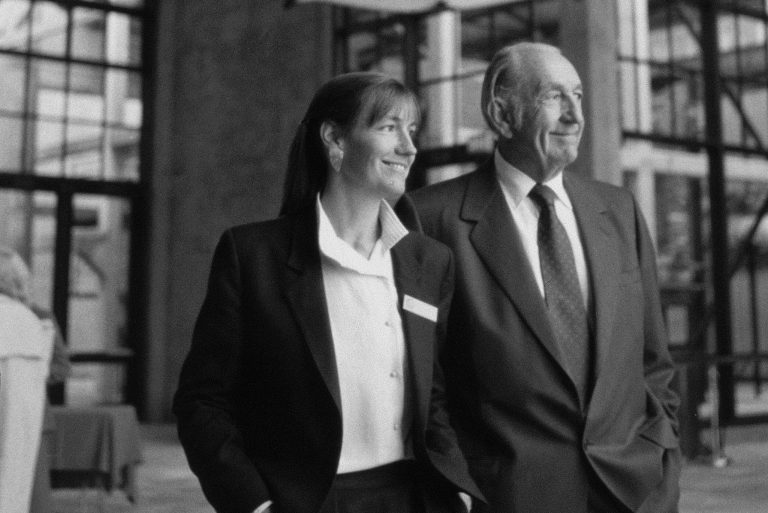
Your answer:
[49,405,143,503]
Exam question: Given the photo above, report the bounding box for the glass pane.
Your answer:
[721,87,744,145]
[71,8,106,62]
[0,115,24,171]
[654,174,702,285]
[65,123,103,179]
[34,120,64,176]
[673,70,704,139]
[0,0,31,51]
[670,4,701,69]
[648,4,671,62]
[741,83,768,147]
[106,127,140,181]
[737,14,767,50]
[347,31,377,71]
[104,11,142,66]
[105,68,142,127]
[0,54,27,113]
[494,4,534,44]
[420,73,487,151]
[30,59,67,118]
[346,24,405,79]
[650,64,673,136]
[70,62,105,95]
[719,13,738,54]
[722,164,768,418]
[67,194,132,405]
[0,188,57,311]
[30,1,67,57]
[530,0,560,45]
[461,11,492,64]
[620,61,640,132]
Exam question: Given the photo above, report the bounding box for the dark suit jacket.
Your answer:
[406,161,680,513]
[173,206,482,513]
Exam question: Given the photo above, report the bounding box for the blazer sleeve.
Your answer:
[173,229,270,513]
[633,197,681,435]
[424,248,485,501]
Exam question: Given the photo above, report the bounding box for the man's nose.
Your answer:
[561,94,583,124]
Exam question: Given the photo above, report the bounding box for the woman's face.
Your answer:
[337,104,418,201]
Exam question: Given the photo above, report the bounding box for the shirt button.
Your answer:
[393,424,399,431]
[384,320,392,327]
[390,371,398,378]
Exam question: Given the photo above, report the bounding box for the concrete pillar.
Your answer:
[148,0,333,421]
[559,0,621,186]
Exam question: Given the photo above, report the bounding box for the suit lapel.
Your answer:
[284,209,342,414]
[463,162,566,368]
[564,175,621,384]
[391,235,433,429]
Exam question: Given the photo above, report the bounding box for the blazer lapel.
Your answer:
[391,235,433,429]
[564,175,621,385]
[284,209,342,414]
[463,163,565,367]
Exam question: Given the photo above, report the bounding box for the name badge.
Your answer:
[403,295,438,323]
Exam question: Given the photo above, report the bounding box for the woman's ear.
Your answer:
[320,121,343,152]
[320,121,344,173]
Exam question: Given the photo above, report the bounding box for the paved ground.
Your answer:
[52,424,768,513]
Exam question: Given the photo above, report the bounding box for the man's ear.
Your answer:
[487,97,516,139]
[320,120,344,153]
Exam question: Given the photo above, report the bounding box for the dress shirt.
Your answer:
[494,150,590,307]
[253,198,411,513]
[317,195,413,474]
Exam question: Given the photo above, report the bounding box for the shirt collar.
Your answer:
[316,195,408,274]
[494,149,573,211]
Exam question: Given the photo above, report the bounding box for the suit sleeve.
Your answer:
[425,247,485,501]
[173,230,270,513]
[633,197,681,434]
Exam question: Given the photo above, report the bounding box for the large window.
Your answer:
[0,0,150,409]
[618,0,768,424]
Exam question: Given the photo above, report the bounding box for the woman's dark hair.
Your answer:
[279,72,420,216]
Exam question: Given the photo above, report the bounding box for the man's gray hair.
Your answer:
[481,42,563,135]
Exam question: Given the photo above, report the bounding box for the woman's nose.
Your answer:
[398,130,417,155]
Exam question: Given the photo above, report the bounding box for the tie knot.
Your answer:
[530,184,557,209]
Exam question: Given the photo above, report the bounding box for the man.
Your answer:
[405,43,681,512]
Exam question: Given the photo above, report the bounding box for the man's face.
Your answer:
[505,51,584,181]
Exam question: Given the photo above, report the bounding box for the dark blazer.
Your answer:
[173,206,482,513]
[406,160,681,513]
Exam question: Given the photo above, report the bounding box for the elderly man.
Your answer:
[405,43,681,512]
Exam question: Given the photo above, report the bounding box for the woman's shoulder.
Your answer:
[401,231,453,263]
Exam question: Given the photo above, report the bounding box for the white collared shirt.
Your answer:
[494,150,590,307]
[316,195,413,474]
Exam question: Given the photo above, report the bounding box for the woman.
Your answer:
[174,73,481,513]
[0,247,54,513]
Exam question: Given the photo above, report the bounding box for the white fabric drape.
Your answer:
[291,0,515,14]
[0,295,54,513]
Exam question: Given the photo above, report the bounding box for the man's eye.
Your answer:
[542,92,562,103]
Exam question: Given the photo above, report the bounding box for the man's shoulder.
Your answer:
[566,173,637,212]
[409,166,485,215]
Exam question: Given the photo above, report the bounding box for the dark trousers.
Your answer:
[317,461,463,513]
[318,461,423,513]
